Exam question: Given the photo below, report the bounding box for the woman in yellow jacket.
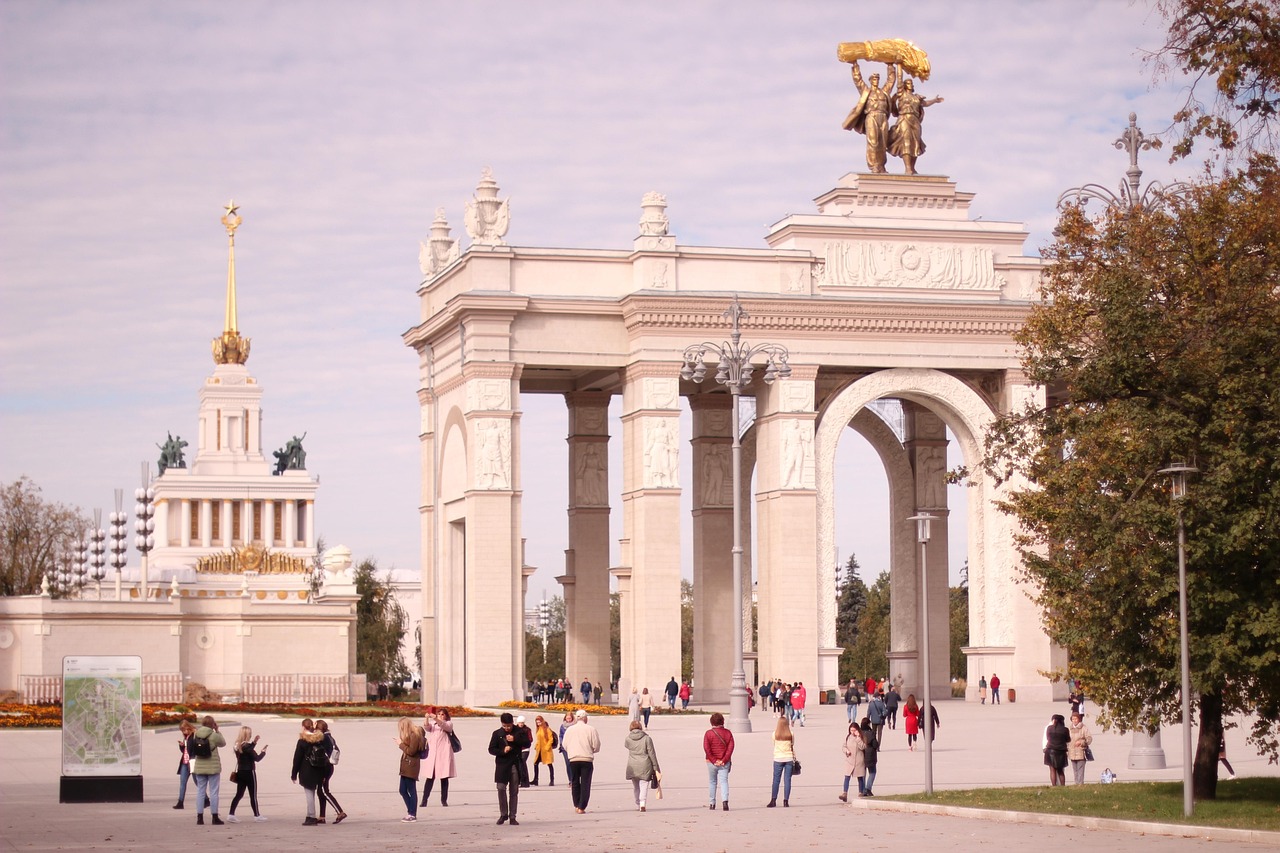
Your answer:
[532,715,557,786]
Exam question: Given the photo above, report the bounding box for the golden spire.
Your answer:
[212,200,251,365]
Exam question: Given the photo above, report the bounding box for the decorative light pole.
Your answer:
[907,512,938,794]
[109,489,128,601]
[73,533,89,597]
[135,463,156,601]
[681,294,791,732]
[539,593,550,658]
[89,511,107,600]
[1159,461,1197,817]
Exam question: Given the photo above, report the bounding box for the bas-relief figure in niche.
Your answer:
[475,418,511,490]
[651,262,669,289]
[780,420,815,490]
[644,419,679,489]
[644,377,678,411]
[469,379,510,412]
[916,446,947,508]
[819,241,1004,291]
[701,443,731,506]
[574,442,607,506]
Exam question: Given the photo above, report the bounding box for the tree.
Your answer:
[1149,0,1280,159]
[949,583,969,681]
[680,579,694,683]
[524,595,566,683]
[984,163,1280,799]
[835,554,869,683]
[353,558,409,686]
[843,570,891,683]
[0,477,87,597]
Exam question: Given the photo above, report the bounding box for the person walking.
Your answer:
[189,715,227,826]
[640,687,653,728]
[990,673,1001,704]
[1067,712,1093,784]
[623,720,661,812]
[767,716,797,808]
[314,720,346,824]
[978,675,988,704]
[791,682,808,727]
[394,716,425,823]
[580,678,593,705]
[1043,714,1070,786]
[838,721,866,802]
[903,694,921,751]
[884,685,901,730]
[558,710,575,778]
[419,707,457,807]
[561,708,602,813]
[679,681,691,710]
[703,712,734,811]
[226,726,268,822]
[868,690,888,746]
[532,715,557,786]
[860,718,879,797]
[627,688,642,725]
[843,680,861,724]
[514,716,533,787]
[488,712,530,826]
[664,676,679,710]
[291,718,328,825]
[173,720,195,810]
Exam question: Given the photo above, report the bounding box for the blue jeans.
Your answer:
[177,762,191,804]
[399,775,418,816]
[194,773,220,815]
[707,761,730,804]
[770,760,793,801]
[846,703,859,723]
[842,773,866,795]
[864,767,876,795]
[642,708,651,726]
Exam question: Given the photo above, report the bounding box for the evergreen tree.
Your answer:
[353,558,409,687]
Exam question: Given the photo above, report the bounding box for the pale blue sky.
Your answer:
[1,1,1195,600]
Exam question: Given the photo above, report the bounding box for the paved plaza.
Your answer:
[3,698,1276,851]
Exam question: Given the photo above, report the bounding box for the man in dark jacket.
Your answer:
[488,712,531,826]
[884,686,901,730]
[665,677,679,710]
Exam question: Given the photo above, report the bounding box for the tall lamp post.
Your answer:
[907,511,937,794]
[134,464,156,600]
[1159,461,1197,817]
[89,511,107,601]
[681,295,791,732]
[109,489,128,601]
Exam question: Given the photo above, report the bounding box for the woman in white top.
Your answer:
[768,716,797,807]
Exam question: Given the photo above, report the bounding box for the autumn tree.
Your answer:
[985,162,1280,799]
[0,477,88,597]
[353,558,409,687]
[842,570,891,684]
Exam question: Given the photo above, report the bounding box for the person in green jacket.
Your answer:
[189,715,228,825]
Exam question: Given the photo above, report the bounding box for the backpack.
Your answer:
[188,733,212,759]
[550,731,559,749]
[306,740,329,768]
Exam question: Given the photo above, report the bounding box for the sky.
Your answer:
[0,1,1198,602]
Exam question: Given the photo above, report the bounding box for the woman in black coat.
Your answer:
[227,726,268,821]
[1043,714,1070,786]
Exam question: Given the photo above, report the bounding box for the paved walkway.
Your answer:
[2,697,1275,851]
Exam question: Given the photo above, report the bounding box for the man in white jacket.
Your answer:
[560,709,602,813]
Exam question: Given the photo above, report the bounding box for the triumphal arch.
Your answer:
[405,159,1064,706]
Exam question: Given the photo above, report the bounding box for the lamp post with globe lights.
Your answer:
[134,464,156,601]
[109,489,128,601]
[89,511,107,600]
[680,295,791,732]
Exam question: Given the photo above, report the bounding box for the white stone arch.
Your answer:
[816,368,1008,661]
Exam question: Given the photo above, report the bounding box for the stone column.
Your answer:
[416,384,438,703]
[689,394,733,703]
[754,370,822,688]
[221,500,234,548]
[263,499,275,550]
[180,499,192,548]
[619,367,682,697]
[563,393,612,692]
[200,499,212,548]
[304,501,315,550]
[284,500,297,548]
[904,403,951,700]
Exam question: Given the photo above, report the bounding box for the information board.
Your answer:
[61,656,143,777]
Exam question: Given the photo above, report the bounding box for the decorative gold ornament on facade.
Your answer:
[837,39,930,80]
[212,200,252,365]
[196,545,311,574]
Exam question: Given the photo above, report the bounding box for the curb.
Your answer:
[858,797,1280,845]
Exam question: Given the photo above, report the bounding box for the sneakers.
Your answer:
[254,815,269,822]
[225,815,239,823]
[639,806,646,813]
[400,815,416,823]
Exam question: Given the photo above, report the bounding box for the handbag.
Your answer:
[1084,745,1095,762]
[791,759,802,776]
[448,730,462,753]
[330,745,341,765]
[228,770,238,784]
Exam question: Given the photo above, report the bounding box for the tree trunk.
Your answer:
[1193,689,1223,800]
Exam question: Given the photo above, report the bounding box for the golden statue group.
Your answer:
[839,39,944,176]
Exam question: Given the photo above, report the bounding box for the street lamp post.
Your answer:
[1159,461,1197,818]
[135,464,156,601]
[907,511,937,795]
[89,510,107,601]
[109,489,128,601]
[681,295,791,733]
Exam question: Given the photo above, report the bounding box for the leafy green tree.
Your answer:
[0,477,87,597]
[524,595,566,683]
[353,558,409,686]
[681,579,694,682]
[949,583,969,681]
[1150,0,1280,158]
[835,554,868,683]
[984,163,1280,798]
[843,570,890,684]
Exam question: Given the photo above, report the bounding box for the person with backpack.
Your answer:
[868,690,888,746]
[290,718,328,825]
[843,680,861,724]
[314,720,346,824]
[532,714,557,785]
[226,726,268,822]
[859,717,879,797]
[189,715,227,826]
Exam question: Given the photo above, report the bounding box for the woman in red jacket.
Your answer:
[702,712,735,811]
[903,694,921,751]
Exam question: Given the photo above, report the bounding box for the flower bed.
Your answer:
[0,701,492,729]
[499,700,627,715]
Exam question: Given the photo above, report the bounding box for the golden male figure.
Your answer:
[843,61,898,173]
[889,78,944,175]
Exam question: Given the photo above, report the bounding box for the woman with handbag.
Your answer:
[767,716,797,808]
[838,721,865,802]
[395,716,425,822]
[226,726,268,822]
[314,720,347,823]
[1043,714,1070,786]
[623,720,661,812]
[419,707,457,807]
[1067,712,1093,785]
